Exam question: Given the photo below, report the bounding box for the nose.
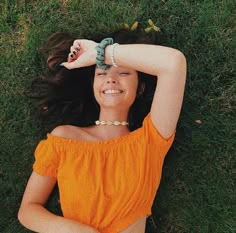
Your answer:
[106,76,118,84]
[107,79,117,84]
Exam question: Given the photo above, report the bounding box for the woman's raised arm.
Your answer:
[105,44,187,138]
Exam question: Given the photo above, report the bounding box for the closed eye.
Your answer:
[120,72,130,76]
[97,72,107,76]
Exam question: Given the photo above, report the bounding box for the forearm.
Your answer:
[63,39,185,75]
[105,44,185,76]
[18,203,98,233]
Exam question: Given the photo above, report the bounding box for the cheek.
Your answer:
[131,76,139,95]
[131,88,138,103]
[127,79,139,104]
[93,80,100,101]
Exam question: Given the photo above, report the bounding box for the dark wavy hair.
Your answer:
[30,29,160,131]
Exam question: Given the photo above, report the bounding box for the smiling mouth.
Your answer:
[103,89,123,94]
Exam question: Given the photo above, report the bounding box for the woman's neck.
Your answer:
[93,109,130,141]
[98,109,129,122]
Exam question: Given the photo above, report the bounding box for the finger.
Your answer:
[67,53,75,62]
[73,39,81,47]
[69,46,81,62]
[60,60,80,70]
[70,46,73,53]
[70,45,80,54]
[72,42,82,54]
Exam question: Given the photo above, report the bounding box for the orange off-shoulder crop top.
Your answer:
[33,114,175,233]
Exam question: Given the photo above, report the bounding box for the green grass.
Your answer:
[0,0,235,232]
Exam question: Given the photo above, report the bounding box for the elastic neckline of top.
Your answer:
[46,127,143,146]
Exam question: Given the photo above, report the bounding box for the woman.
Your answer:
[18,29,186,233]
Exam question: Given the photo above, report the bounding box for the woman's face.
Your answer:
[93,66,138,110]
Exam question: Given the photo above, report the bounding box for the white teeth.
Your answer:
[103,89,122,94]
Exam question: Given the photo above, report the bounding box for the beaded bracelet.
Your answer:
[110,43,119,67]
[95,38,114,70]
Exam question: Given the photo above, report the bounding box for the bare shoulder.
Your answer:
[51,125,71,137]
[50,125,82,138]
[50,125,95,141]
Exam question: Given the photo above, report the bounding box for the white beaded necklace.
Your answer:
[95,120,129,126]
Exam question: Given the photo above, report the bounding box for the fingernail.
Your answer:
[59,63,64,67]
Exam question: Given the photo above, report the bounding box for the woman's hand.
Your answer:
[62,39,98,69]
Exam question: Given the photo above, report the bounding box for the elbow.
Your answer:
[168,50,187,82]
[175,50,186,61]
[159,49,187,78]
[18,204,30,228]
[173,50,187,73]
[18,206,25,226]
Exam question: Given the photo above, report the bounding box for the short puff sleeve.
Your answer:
[143,113,175,160]
[33,134,60,178]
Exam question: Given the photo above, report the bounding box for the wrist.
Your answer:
[95,38,113,70]
[109,43,119,67]
[91,47,98,65]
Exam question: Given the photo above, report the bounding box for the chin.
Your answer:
[99,102,131,110]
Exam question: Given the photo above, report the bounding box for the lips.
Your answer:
[103,89,123,94]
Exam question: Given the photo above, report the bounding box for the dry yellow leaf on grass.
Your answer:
[148,19,154,26]
[131,21,139,31]
[124,23,130,29]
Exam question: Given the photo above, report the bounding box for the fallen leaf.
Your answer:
[124,23,130,29]
[195,120,202,124]
[131,21,139,31]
